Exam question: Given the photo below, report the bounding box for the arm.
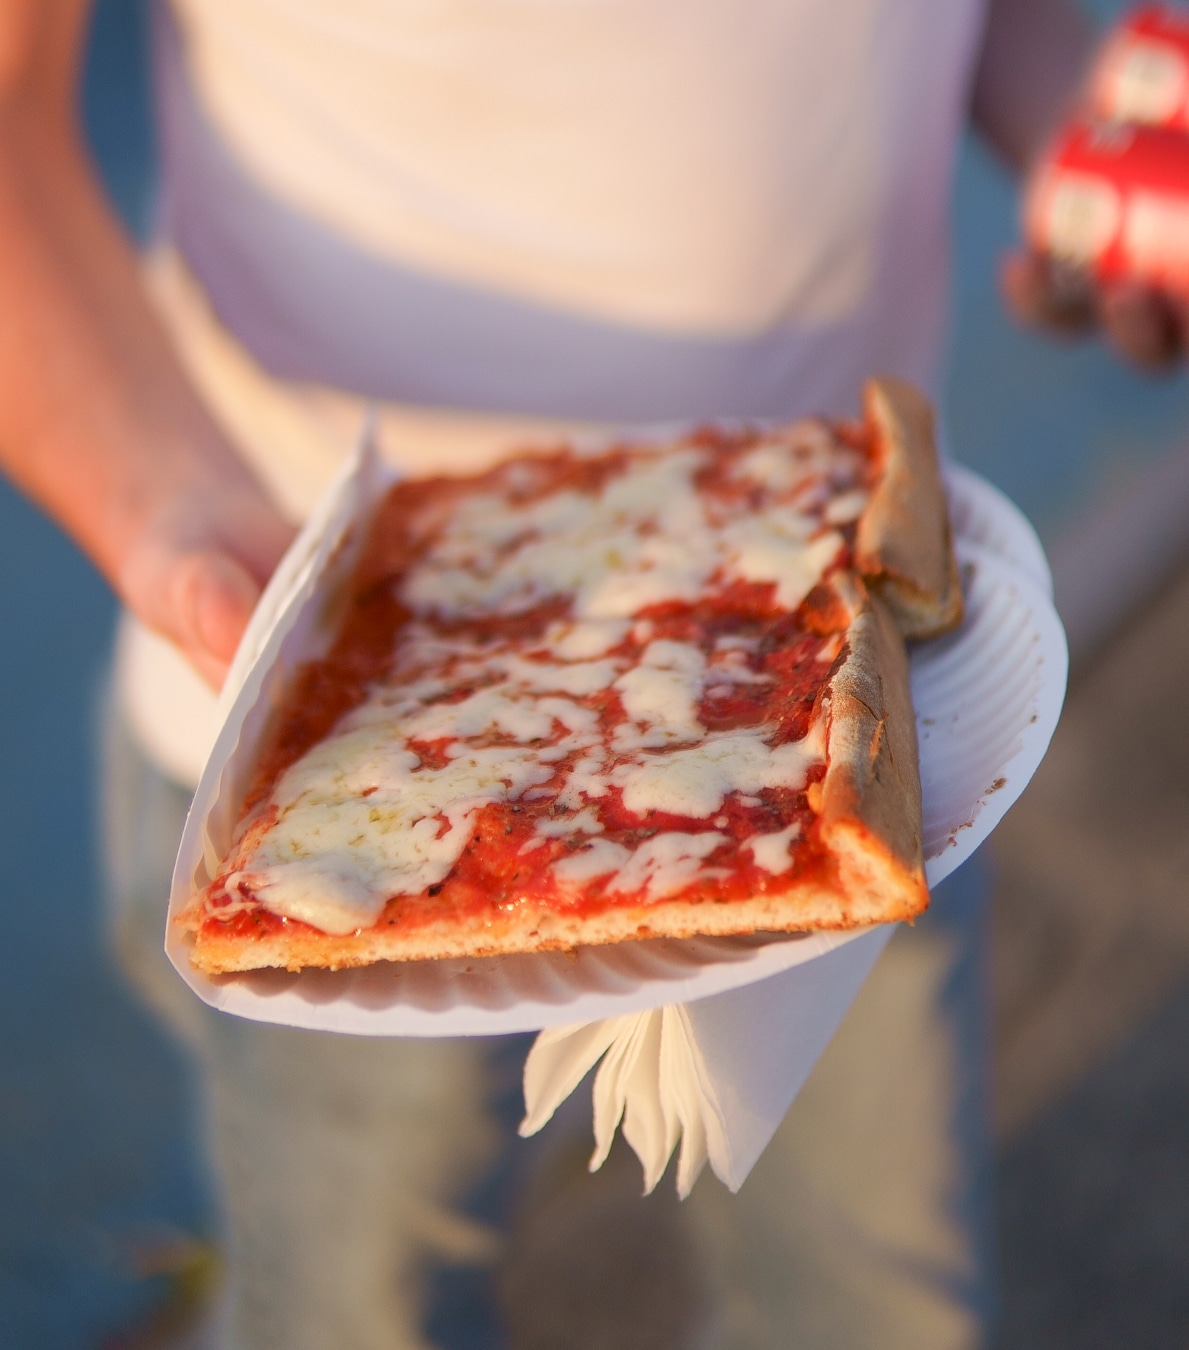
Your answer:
[0,3,293,687]
[972,0,1188,369]
[971,0,1095,174]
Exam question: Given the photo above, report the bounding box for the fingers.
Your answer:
[117,485,296,691]
[122,541,263,690]
[1001,248,1189,370]
[173,550,263,688]
[1099,281,1185,370]
[1000,250,1096,334]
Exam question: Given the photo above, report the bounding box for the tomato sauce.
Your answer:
[203,426,876,944]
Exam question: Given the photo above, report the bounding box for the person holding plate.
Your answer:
[0,2,1169,1346]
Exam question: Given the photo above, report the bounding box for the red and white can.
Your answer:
[1090,5,1189,131]
[1025,119,1189,295]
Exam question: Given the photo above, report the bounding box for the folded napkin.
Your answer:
[521,925,893,1194]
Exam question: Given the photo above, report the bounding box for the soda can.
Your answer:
[1025,119,1189,295]
[1090,5,1189,131]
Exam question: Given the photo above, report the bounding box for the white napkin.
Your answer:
[521,925,893,1194]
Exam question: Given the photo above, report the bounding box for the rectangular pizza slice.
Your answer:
[178,378,961,974]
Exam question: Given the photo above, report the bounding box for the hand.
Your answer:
[1001,249,1189,371]
[0,1,298,692]
[117,476,296,690]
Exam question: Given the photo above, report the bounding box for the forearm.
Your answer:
[0,2,292,684]
[0,101,261,593]
[971,0,1097,172]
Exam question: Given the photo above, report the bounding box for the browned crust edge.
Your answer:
[180,586,928,975]
[817,584,928,922]
[855,376,963,640]
[178,876,910,975]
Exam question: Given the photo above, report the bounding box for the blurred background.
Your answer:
[4,0,1189,1345]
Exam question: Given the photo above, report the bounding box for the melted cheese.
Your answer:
[228,729,558,934]
[402,440,849,622]
[552,839,632,886]
[613,641,706,750]
[531,805,604,841]
[824,489,868,525]
[226,428,859,933]
[403,451,712,620]
[745,823,803,875]
[722,522,843,612]
[612,726,822,819]
[733,421,837,491]
[546,619,631,660]
[708,645,769,679]
[604,832,728,900]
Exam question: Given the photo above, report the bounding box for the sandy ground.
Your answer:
[6,1,1189,1347]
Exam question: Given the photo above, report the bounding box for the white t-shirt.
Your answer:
[126,0,987,784]
[173,0,982,338]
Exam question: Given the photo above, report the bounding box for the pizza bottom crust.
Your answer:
[180,865,925,975]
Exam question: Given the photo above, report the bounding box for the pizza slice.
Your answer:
[178,377,961,974]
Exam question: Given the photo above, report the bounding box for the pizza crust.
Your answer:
[856,377,963,640]
[182,880,878,974]
[816,584,927,919]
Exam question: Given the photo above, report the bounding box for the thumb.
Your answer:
[173,551,263,688]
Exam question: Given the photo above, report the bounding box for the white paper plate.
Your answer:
[167,457,1067,1036]
[943,461,1053,597]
